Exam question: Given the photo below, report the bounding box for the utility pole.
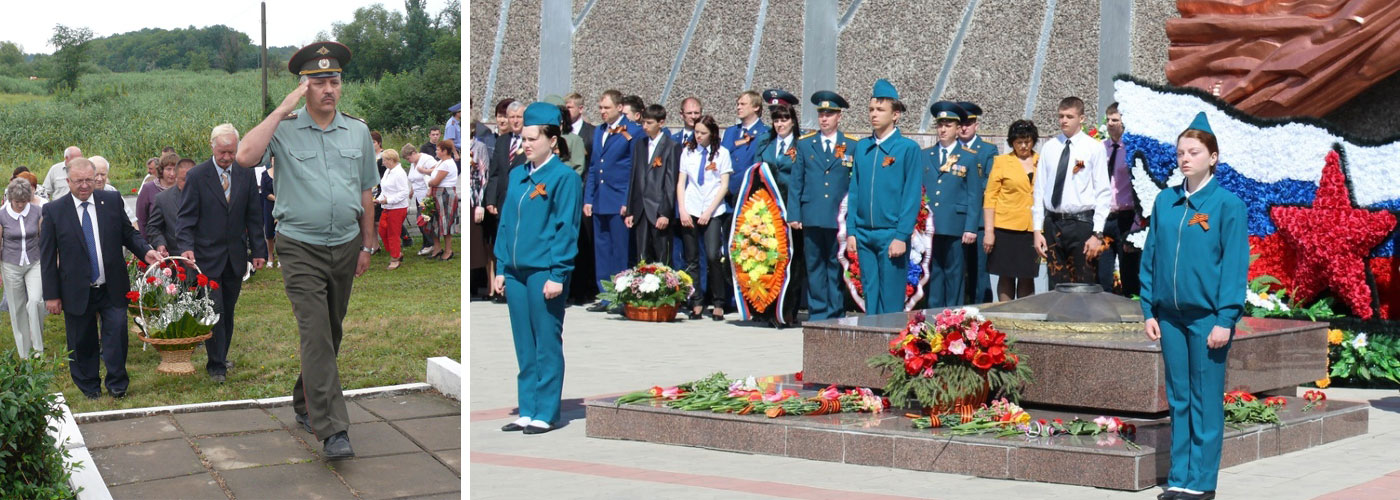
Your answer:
[261,2,270,115]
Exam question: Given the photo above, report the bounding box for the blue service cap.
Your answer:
[810,90,849,110]
[872,79,899,100]
[1187,111,1213,135]
[762,89,799,107]
[929,101,967,122]
[523,101,563,127]
[955,101,981,120]
[448,102,461,112]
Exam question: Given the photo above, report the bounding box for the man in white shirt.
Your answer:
[42,146,82,200]
[1031,96,1112,285]
[90,156,119,192]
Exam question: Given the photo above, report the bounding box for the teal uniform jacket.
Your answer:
[756,133,801,202]
[846,130,924,243]
[790,131,857,227]
[922,144,985,236]
[1139,178,1249,327]
[964,136,997,182]
[493,156,584,283]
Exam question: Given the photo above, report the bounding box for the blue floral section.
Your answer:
[907,257,923,288]
[1122,133,1177,183]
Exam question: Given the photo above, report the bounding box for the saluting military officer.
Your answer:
[752,89,803,326]
[957,101,996,304]
[790,90,857,320]
[493,102,583,435]
[234,41,378,460]
[845,79,923,316]
[923,101,985,308]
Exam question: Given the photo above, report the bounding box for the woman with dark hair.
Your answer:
[1140,112,1248,500]
[553,101,586,175]
[982,119,1041,301]
[493,102,581,435]
[427,139,460,261]
[676,115,733,321]
[754,98,804,326]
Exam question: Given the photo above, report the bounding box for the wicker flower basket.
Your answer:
[922,380,990,416]
[624,304,678,322]
[133,256,218,375]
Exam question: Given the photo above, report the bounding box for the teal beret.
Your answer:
[523,102,562,127]
[872,79,899,100]
[1187,111,1213,135]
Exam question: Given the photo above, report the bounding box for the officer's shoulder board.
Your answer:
[798,131,818,140]
[281,111,298,121]
[341,112,368,124]
[959,145,978,154]
[842,133,859,141]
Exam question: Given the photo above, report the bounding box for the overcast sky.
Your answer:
[8,0,456,55]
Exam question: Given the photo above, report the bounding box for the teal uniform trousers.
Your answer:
[791,131,857,320]
[1140,177,1249,492]
[847,129,923,315]
[962,136,997,304]
[922,143,985,308]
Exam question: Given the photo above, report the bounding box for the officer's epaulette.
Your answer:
[960,145,978,154]
[281,111,298,121]
[799,131,818,140]
[341,112,367,124]
[842,133,859,141]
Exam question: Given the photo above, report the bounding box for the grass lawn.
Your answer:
[0,238,461,414]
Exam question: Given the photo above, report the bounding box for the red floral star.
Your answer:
[1270,149,1395,319]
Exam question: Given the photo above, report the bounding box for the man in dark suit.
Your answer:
[483,100,527,302]
[566,92,598,306]
[566,92,594,168]
[41,158,160,400]
[176,124,268,383]
[145,158,196,255]
[625,104,679,263]
[584,89,642,311]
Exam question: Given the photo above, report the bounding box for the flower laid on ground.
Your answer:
[597,261,693,309]
[1302,390,1327,412]
[908,398,1030,435]
[1224,390,1282,428]
[614,372,888,419]
[1017,415,1141,449]
[867,307,1033,412]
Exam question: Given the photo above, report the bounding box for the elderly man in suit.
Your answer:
[145,158,196,255]
[40,158,160,399]
[177,124,268,383]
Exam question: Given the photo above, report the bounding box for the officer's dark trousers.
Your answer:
[854,228,907,315]
[66,285,128,396]
[281,235,357,440]
[593,214,629,294]
[569,213,599,303]
[804,227,844,320]
[927,235,966,308]
[1097,209,1141,296]
[964,229,992,304]
[1044,213,1096,285]
[634,218,671,264]
[206,266,242,376]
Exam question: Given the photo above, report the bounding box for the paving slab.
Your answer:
[394,415,462,451]
[327,421,424,459]
[356,393,461,420]
[433,448,461,474]
[82,415,182,448]
[220,461,356,500]
[196,430,319,471]
[332,452,461,499]
[106,472,226,500]
[265,401,383,431]
[92,438,206,486]
[175,408,283,436]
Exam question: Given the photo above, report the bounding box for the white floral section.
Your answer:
[1114,80,1400,206]
[1246,289,1290,312]
[1124,155,1183,249]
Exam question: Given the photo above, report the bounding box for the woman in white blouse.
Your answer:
[375,149,412,270]
[0,178,45,357]
[676,116,733,321]
[403,143,438,256]
[427,140,460,261]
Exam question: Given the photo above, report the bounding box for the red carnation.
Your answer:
[1001,353,1019,369]
[210,281,220,291]
[794,371,803,382]
[130,188,138,193]
[196,274,209,287]
[146,276,158,284]
[137,261,148,270]
[125,291,140,303]
[972,351,994,370]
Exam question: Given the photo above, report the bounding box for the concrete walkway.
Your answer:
[468,300,1400,499]
[82,391,461,499]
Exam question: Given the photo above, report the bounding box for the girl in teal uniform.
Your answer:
[1140,112,1248,500]
[492,102,583,435]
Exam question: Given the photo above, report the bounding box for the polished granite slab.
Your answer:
[585,375,1369,491]
[802,312,1329,413]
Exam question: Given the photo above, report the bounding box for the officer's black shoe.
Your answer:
[500,422,525,432]
[322,431,354,460]
[1156,491,1179,500]
[585,302,609,312]
[295,413,314,434]
[84,391,101,400]
[1176,492,1214,500]
[522,423,555,435]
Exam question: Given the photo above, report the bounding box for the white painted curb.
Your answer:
[427,357,462,400]
[48,393,112,500]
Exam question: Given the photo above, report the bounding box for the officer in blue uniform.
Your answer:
[957,101,996,304]
[923,101,985,308]
[790,90,857,320]
[722,91,771,199]
[583,90,642,312]
[1140,112,1248,500]
[493,102,583,435]
[753,89,803,325]
[845,79,923,315]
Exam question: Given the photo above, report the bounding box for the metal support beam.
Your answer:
[539,0,573,99]
[1098,0,1132,114]
[801,1,839,130]
[479,0,513,122]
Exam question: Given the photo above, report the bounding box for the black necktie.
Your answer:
[1107,141,1119,180]
[1051,139,1072,209]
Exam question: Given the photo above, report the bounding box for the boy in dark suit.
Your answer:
[625,104,679,263]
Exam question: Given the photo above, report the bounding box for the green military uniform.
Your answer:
[266,42,378,448]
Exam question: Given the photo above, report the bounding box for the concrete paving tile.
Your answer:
[106,472,225,500]
[304,421,423,459]
[220,462,356,500]
[92,438,206,486]
[81,415,182,448]
[356,393,460,421]
[266,402,381,429]
[433,448,460,474]
[331,452,460,499]
[394,415,462,451]
[196,430,318,470]
[175,408,282,436]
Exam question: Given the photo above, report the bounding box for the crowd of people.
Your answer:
[466,86,1146,324]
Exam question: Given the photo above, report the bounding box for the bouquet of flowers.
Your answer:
[868,307,1033,411]
[417,195,438,226]
[598,261,693,308]
[128,258,220,350]
[614,372,888,419]
[1224,390,1286,428]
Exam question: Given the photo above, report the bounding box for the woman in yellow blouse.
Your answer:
[982,120,1040,301]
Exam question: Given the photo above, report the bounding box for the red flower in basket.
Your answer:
[196,274,208,287]
[137,260,148,270]
[126,291,140,303]
[146,276,158,284]
[972,351,994,370]
[210,280,220,291]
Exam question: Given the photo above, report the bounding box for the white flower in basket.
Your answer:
[131,256,221,344]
